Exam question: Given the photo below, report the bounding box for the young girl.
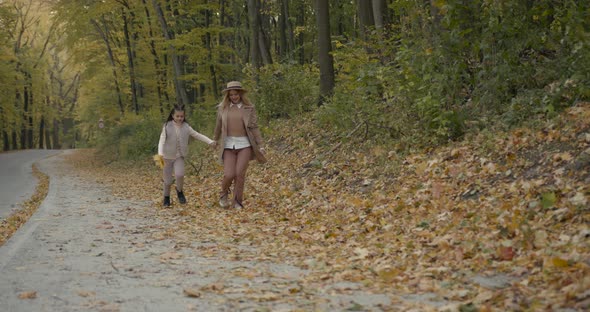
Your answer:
[158,105,215,207]
[213,81,266,209]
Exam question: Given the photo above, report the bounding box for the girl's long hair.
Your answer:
[218,90,252,109]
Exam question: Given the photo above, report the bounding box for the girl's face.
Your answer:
[173,110,185,124]
[229,90,241,104]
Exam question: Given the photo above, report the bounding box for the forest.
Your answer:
[0,0,587,155]
[1,1,589,310]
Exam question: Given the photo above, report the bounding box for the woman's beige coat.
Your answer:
[158,122,213,159]
[213,104,266,165]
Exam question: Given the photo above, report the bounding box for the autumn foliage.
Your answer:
[69,103,589,310]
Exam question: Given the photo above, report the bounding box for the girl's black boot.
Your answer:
[176,189,187,204]
[163,196,171,207]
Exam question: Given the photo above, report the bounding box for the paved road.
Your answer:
[0,150,61,220]
[0,151,394,311]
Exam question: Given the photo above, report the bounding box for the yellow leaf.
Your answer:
[183,287,201,298]
[377,268,399,283]
[153,154,164,168]
[552,257,569,268]
[18,291,37,299]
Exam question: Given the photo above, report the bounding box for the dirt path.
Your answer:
[0,151,397,311]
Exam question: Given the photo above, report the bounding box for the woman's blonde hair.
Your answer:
[219,90,252,109]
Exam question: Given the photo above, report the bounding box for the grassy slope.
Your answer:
[69,103,589,310]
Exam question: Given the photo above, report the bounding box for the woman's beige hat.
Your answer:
[222,81,247,93]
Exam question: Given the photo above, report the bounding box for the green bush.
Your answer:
[96,113,162,162]
[244,63,319,122]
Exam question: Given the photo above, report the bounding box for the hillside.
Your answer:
[69,103,589,310]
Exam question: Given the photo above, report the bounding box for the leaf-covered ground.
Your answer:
[69,103,589,311]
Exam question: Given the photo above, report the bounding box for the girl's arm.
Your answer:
[157,125,166,155]
[187,124,214,145]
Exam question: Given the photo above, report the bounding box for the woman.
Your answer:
[213,81,266,209]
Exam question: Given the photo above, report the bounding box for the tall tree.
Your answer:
[152,0,189,107]
[141,0,168,113]
[91,17,125,114]
[296,0,306,65]
[248,0,262,68]
[372,0,386,31]
[277,0,295,61]
[121,6,139,114]
[257,0,272,65]
[357,0,374,41]
[315,0,334,105]
[204,0,218,96]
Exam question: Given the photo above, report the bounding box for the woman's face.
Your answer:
[229,90,241,104]
[173,110,185,124]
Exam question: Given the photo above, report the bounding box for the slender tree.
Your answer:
[121,7,139,114]
[248,0,262,68]
[315,0,334,105]
[91,17,125,114]
[152,0,189,107]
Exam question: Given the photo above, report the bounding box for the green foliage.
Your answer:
[317,41,379,123]
[95,114,162,162]
[8,0,585,154]
[316,0,589,150]
[244,63,319,122]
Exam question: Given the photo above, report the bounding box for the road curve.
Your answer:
[0,149,61,220]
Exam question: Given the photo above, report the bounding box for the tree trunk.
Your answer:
[258,28,273,65]
[141,0,167,114]
[296,0,305,65]
[52,118,60,149]
[91,18,125,114]
[3,130,9,151]
[122,8,139,114]
[278,0,288,59]
[372,0,385,30]
[27,79,34,149]
[39,117,45,149]
[357,0,375,41]
[152,0,189,107]
[45,125,52,149]
[12,130,18,150]
[315,0,335,105]
[1,109,8,150]
[428,0,442,31]
[44,95,52,149]
[247,0,262,68]
[258,2,273,65]
[21,82,29,148]
[205,1,218,95]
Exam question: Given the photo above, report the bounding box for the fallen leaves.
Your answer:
[18,291,37,299]
[0,165,49,247]
[183,287,201,298]
[67,103,590,310]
